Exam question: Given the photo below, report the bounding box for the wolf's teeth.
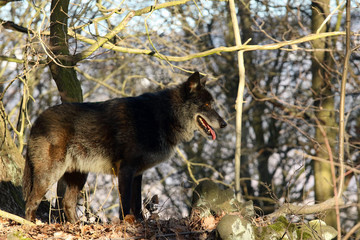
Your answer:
[197,116,214,138]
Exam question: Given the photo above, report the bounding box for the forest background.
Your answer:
[0,0,359,237]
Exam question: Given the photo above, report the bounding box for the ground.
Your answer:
[0,215,217,240]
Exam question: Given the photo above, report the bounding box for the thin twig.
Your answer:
[342,222,360,240]
[336,0,351,238]
[296,151,360,174]
[337,0,351,200]
[316,0,346,34]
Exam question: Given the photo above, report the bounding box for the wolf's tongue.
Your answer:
[209,127,216,140]
[199,116,216,140]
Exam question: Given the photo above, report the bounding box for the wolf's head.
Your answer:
[181,72,227,141]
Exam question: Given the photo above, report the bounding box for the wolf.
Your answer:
[23,72,227,223]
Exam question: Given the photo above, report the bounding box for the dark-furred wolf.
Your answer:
[23,72,227,223]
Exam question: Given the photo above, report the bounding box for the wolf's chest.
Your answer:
[135,147,175,175]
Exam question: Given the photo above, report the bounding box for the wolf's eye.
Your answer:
[203,103,211,110]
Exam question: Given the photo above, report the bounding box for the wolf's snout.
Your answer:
[220,119,227,128]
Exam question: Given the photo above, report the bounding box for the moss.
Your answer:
[256,216,299,240]
[268,216,294,232]
[295,229,313,240]
[7,231,32,240]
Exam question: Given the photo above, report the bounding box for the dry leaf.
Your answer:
[202,215,217,230]
[124,214,136,224]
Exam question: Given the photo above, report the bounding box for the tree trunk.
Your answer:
[48,0,83,103]
[311,0,337,228]
[0,114,24,185]
[0,108,26,216]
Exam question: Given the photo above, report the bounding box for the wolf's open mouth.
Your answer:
[196,116,216,140]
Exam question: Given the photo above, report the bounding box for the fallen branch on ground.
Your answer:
[265,197,344,221]
[0,209,35,226]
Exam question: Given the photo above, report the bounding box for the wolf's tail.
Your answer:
[22,152,33,201]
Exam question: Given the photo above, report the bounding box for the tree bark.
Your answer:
[48,0,83,103]
[311,0,337,228]
[0,109,26,216]
[0,113,24,185]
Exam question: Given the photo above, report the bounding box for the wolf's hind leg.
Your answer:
[58,172,88,223]
[25,181,49,222]
[25,166,65,222]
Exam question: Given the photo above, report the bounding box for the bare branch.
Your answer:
[68,31,345,62]
[343,222,360,240]
[73,0,192,62]
[337,0,351,199]
[265,197,344,220]
[0,20,28,33]
[228,0,245,202]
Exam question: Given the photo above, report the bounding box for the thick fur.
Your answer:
[23,72,227,223]
[22,153,33,201]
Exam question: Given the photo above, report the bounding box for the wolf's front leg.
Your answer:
[131,174,143,219]
[118,167,135,220]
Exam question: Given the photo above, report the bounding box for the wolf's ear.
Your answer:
[200,75,207,87]
[186,71,205,93]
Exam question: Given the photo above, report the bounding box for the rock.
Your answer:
[192,180,251,218]
[240,200,255,219]
[255,217,337,240]
[216,215,254,240]
[298,219,337,240]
